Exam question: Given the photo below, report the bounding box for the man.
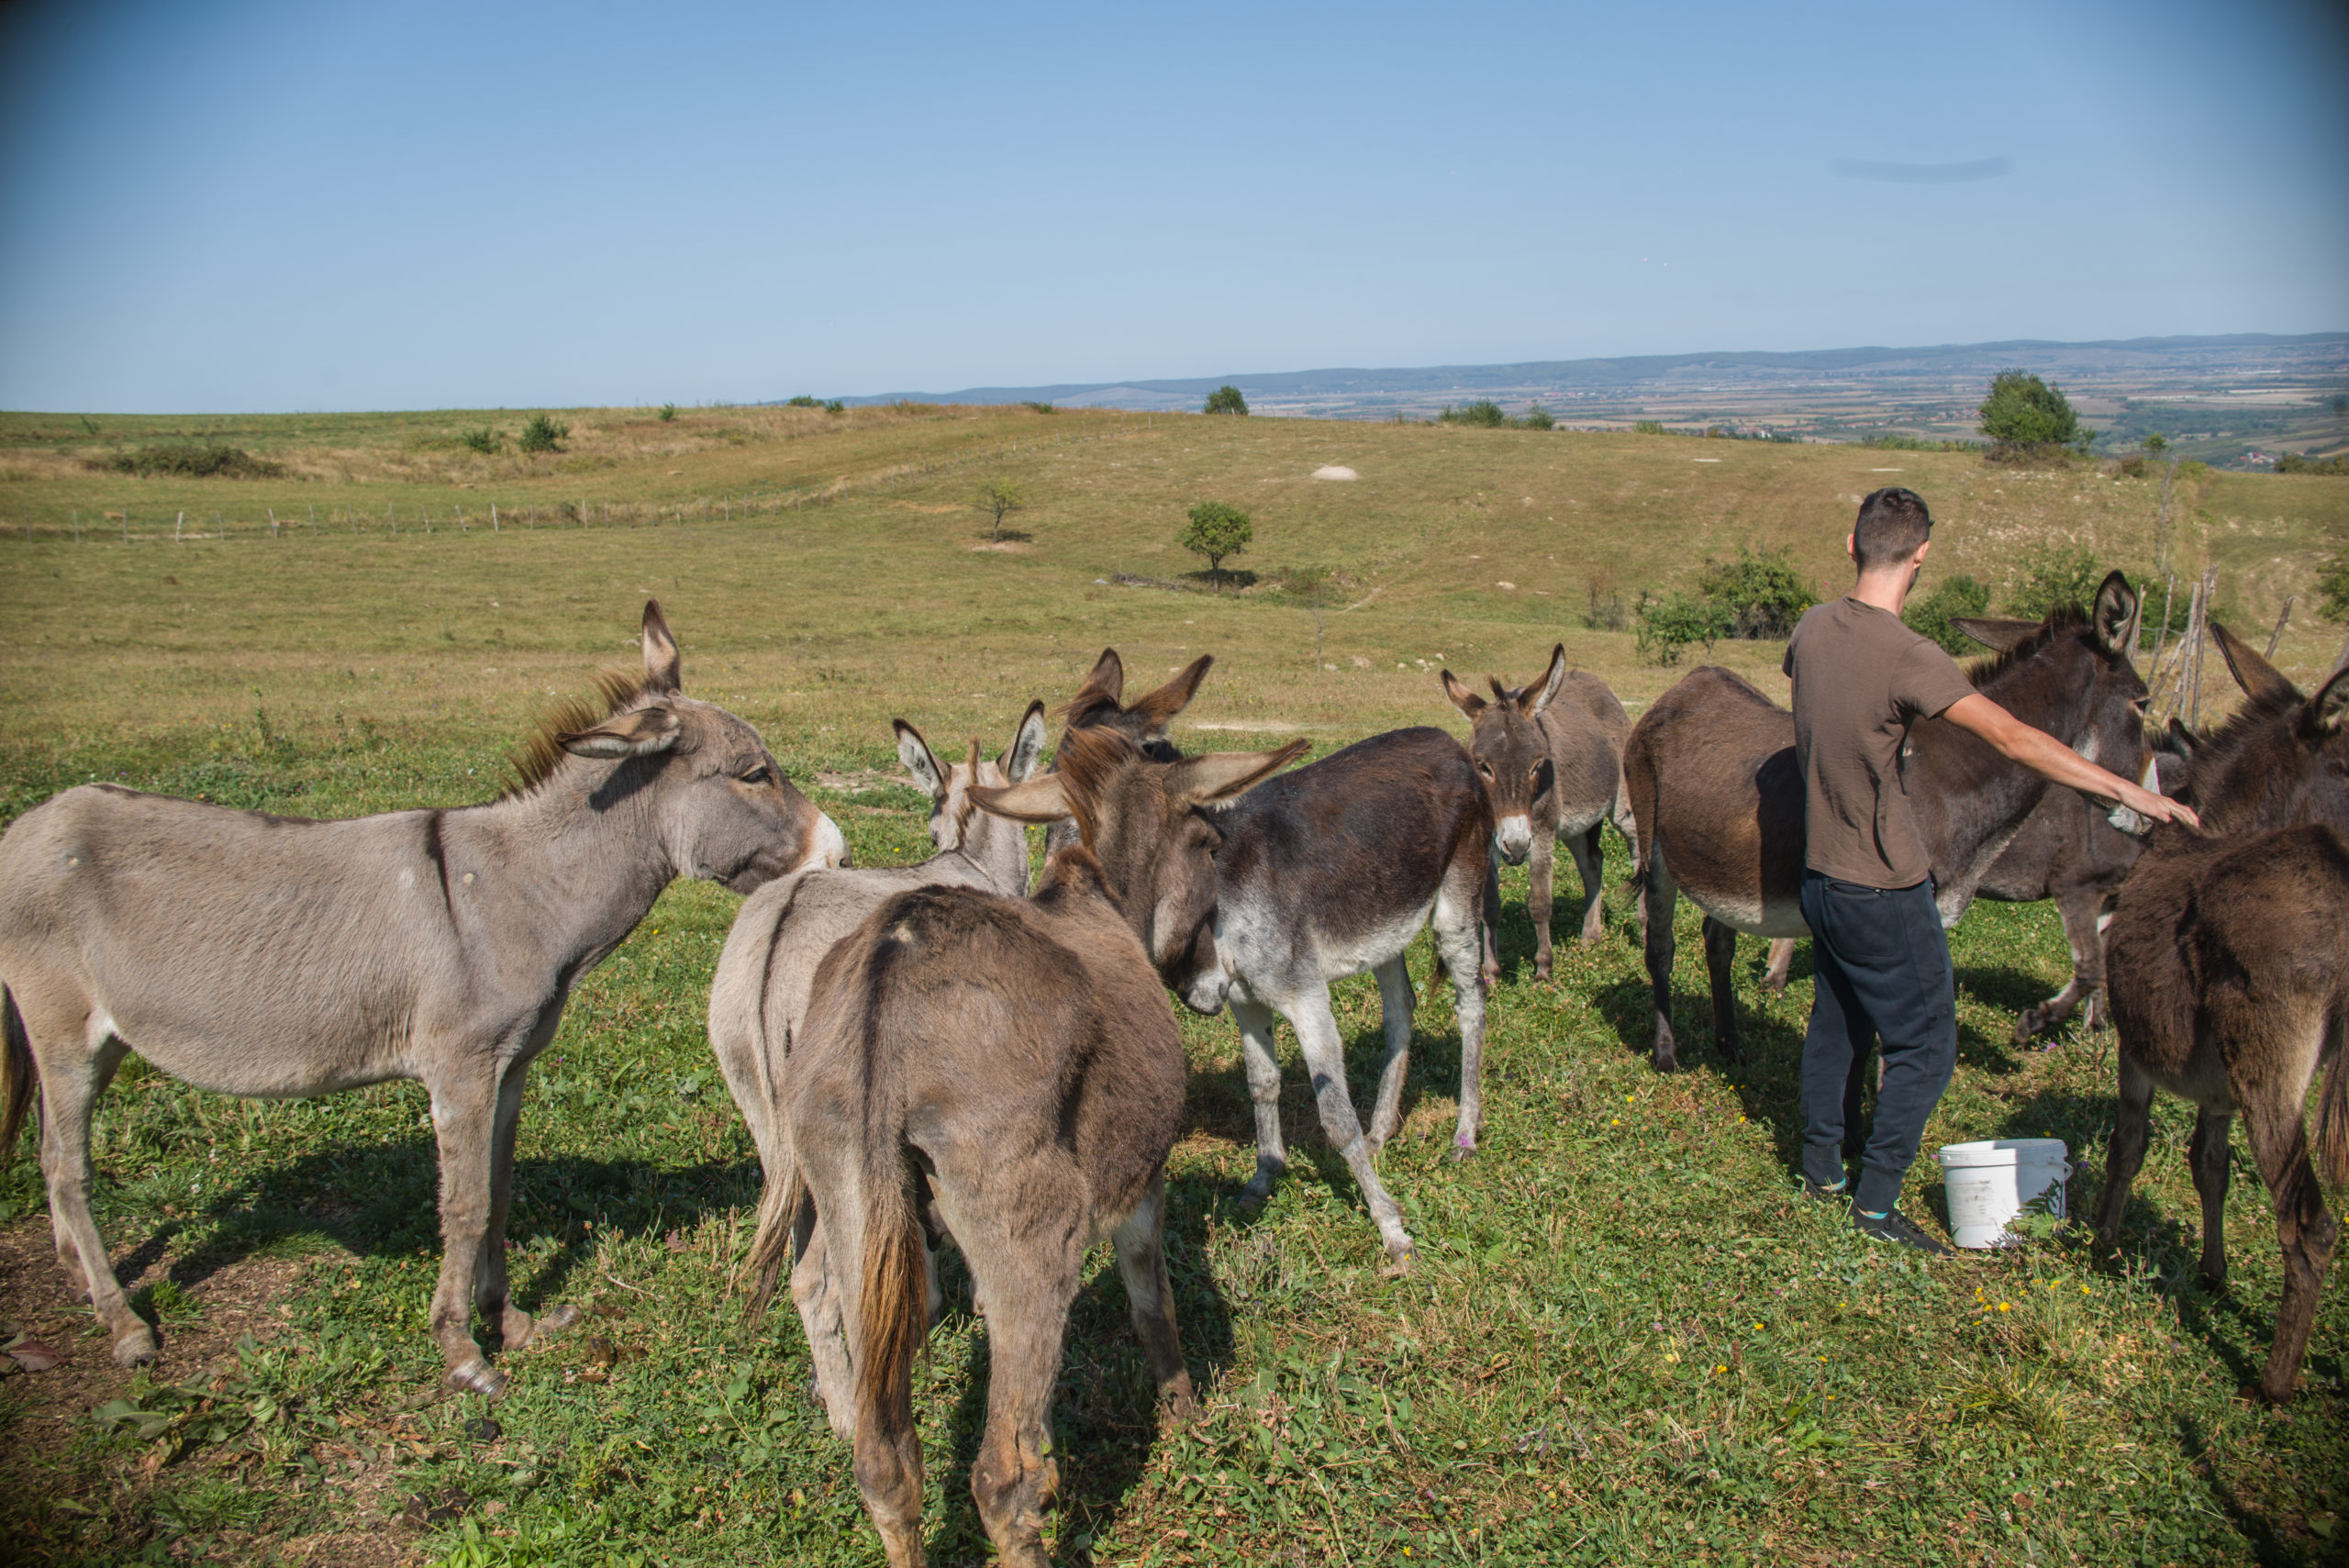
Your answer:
[1783,487,2197,1253]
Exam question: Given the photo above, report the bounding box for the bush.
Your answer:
[459,427,499,454]
[1022,400,1055,415]
[517,414,570,454]
[2276,451,2349,475]
[822,398,847,415]
[1204,385,1249,417]
[1903,574,1993,653]
[785,395,820,407]
[2316,550,2349,620]
[1178,500,1252,588]
[1633,548,1817,662]
[2005,544,2101,621]
[1634,589,1729,664]
[1438,400,1509,428]
[1979,370,2089,451]
[1859,432,1978,452]
[98,443,284,478]
[1632,419,1667,436]
[656,403,677,422]
[1521,405,1554,430]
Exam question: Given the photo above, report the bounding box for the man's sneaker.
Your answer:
[1853,1207,1950,1255]
[1802,1179,1851,1206]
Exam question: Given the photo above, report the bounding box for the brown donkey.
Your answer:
[2095,626,2349,1402]
[1041,647,1214,854]
[0,604,844,1394]
[710,702,1048,1412]
[1622,574,2146,1071]
[749,727,1302,1567]
[1441,644,1635,979]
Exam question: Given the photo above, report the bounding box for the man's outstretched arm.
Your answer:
[1942,693,2201,829]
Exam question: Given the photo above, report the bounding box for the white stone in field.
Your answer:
[1311,465,1359,481]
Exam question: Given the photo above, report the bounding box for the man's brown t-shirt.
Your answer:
[1782,596,1976,889]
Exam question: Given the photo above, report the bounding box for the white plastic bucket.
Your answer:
[1937,1139,2070,1249]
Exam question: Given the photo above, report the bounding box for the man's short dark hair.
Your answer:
[1853,486,1932,571]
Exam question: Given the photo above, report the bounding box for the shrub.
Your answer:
[1438,400,1509,428]
[785,395,820,407]
[459,427,499,454]
[98,444,284,478]
[1204,385,1250,416]
[822,399,847,415]
[2276,451,2349,475]
[1633,548,1817,663]
[1022,400,1055,415]
[2316,550,2349,620]
[1178,500,1252,588]
[1634,589,1728,664]
[973,477,1024,542]
[656,403,677,422]
[2005,544,2101,621]
[1979,370,2089,452]
[1632,419,1667,436]
[1583,574,1628,631]
[1903,574,1993,653]
[517,414,570,454]
[1521,405,1555,430]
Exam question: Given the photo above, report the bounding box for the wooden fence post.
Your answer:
[2265,596,2293,660]
[174,510,184,542]
[72,509,79,543]
[269,507,279,539]
[490,503,499,532]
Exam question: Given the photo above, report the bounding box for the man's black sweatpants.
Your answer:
[1798,870,1958,1215]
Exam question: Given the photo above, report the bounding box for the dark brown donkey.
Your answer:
[2095,626,2349,1403]
[0,604,844,1394]
[1622,574,2146,1072]
[1441,644,1634,980]
[749,727,1302,1567]
[1041,647,1214,855]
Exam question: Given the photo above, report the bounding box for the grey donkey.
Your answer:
[744,724,1304,1567]
[709,701,1048,1409]
[1440,643,1635,980]
[0,603,846,1395]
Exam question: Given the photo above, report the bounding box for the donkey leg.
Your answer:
[2015,891,2100,1042]
[424,1070,504,1396]
[474,1061,578,1351]
[1527,832,1558,981]
[1641,857,1683,1073]
[966,1229,1083,1567]
[2094,1054,2158,1249]
[1112,1171,1197,1418]
[830,1217,928,1567]
[1761,938,1797,996]
[1231,997,1289,1205]
[1433,877,1491,1156]
[1478,862,1502,991]
[1701,917,1744,1065]
[1365,956,1415,1152]
[1571,825,1609,948]
[2188,1108,2233,1289]
[2240,1095,2338,1405]
[1287,991,1414,1265]
[28,1022,152,1365]
[792,1210,857,1439]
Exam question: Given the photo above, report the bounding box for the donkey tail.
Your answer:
[737,1151,804,1329]
[852,1041,928,1442]
[2315,1002,2349,1191]
[1,985,33,1164]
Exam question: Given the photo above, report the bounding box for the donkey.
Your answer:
[1440,644,1635,980]
[750,726,1302,1567]
[0,603,844,1395]
[709,702,1047,1408]
[1622,573,2146,1072]
[1041,647,1214,855]
[2094,625,2349,1403]
[1161,727,1493,1268]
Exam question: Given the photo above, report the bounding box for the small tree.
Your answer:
[1979,371,2087,451]
[974,477,1025,542]
[2143,431,2167,455]
[518,413,570,453]
[2005,544,2101,621]
[656,403,677,422]
[1179,501,1252,589]
[1204,384,1249,417]
[1903,573,1993,653]
[2316,550,2349,620]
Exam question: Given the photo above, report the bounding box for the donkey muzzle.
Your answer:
[1495,814,1533,865]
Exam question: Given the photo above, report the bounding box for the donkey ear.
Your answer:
[1169,740,1309,806]
[1004,700,1049,783]
[1520,644,1569,718]
[2090,571,2139,654]
[559,705,681,759]
[1130,655,1214,731]
[1440,669,1486,721]
[969,773,1070,824]
[1074,648,1124,704]
[2208,620,2300,706]
[2162,716,2200,756]
[2303,663,2349,739]
[640,600,683,694]
[1951,617,2039,652]
[894,719,949,801]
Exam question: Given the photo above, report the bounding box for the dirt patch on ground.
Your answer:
[966,539,1036,553]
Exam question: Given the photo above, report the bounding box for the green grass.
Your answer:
[0,407,2343,1565]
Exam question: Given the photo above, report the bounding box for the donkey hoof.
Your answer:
[445,1358,508,1399]
[1377,1244,1414,1279]
[1450,1134,1477,1162]
[112,1326,159,1368]
[522,1303,583,1347]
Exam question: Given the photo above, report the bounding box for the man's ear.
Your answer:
[559,706,681,758]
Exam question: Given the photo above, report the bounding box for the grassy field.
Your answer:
[0,406,2343,1567]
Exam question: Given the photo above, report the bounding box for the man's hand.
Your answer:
[1942,693,2202,831]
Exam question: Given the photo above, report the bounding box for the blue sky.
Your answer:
[2,0,2343,412]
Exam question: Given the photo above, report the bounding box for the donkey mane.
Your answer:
[1960,603,2092,689]
[1054,684,1126,730]
[2191,679,2306,766]
[501,667,652,799]
[1052,725,1144,845]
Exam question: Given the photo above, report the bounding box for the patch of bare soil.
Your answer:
[0,1220,426,1566]
[966,539,1036,552]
